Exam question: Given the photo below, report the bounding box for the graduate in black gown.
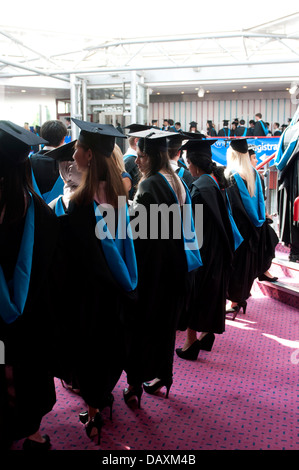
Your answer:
[0,121,60,450]
[225,138,266,318]
[54,118,138,445]
[123,129,202,404]
[248,146,279,281]
[274,119,299,262]
[175,139,241,360]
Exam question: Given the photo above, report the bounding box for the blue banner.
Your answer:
[210,137,279,167]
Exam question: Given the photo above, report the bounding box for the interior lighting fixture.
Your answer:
[197,87,205,98]
[289,83,298,95]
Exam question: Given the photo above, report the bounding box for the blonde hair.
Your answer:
[225,147,255,197]
[111,144,126,173]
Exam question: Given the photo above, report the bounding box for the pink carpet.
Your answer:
[10,285,299,451]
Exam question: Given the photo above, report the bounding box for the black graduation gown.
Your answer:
[124,155,141,200]
[30,150,60,195]
[125,173,188,384]
[226,175,262,303]
[253,121,267,137]
[53,201,136,409]
[181,175,235,334]
[277,124,299,255]
[235,126,247,137]
[0,195,59,443]
[175,166,196,190]
[218,128,230,137]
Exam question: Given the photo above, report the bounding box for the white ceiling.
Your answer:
[0,6,299,97]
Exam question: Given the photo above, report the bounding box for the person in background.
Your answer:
[254,113,268,136]
[112,143,132,197]
[176,139,239,360]
[218,120,231,137]
[175,122,183,132]
[246,120,255,137]
[248,146,279,282]
[30,120,67,203]
[189,121,200,133]
[235,119,247,137]
[206,120,217,137]
[54,118,137,445]
[0,120,60,450]
[225,138,266,319]
[273,123,282,136]
[123,128,201,404]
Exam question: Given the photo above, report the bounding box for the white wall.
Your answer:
[0,88,58,127]
[150,94,298,133]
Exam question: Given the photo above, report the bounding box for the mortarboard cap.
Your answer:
[0,120,48,176]
[227,137,250,154]
[223,120,229,126]
[44,140,76,162]
[180,139,217,159]
[189,121,198,127]
[124,123,152,133]
[129,129,177,154]
[71,118,126,157]
[181,131,205,140]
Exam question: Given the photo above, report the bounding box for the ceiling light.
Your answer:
[195,88,199,91]
[286,88,290,91]
[232,89,236,93]
[206,90,210,93]
[21,89,26,93]
[259,89,262,92]
[243,86,247,89]
[197,87,205,98]
[157,92,160,95]
[181,91,184,94]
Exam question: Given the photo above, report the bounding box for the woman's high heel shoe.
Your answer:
[176,339,201,360]
[123,385,143,408]
[226,301,247,320]
[143,378,173,398]
[85,412,103,446]
[79,393,114,424]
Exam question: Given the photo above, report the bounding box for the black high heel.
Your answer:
[143,378,173,398]
[176,340,201,360]
[123,385,143,408]
[226,301,247,320]
[79,393,114,424]
[85,412,103,445]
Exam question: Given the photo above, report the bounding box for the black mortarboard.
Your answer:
[227,137,249,154]
[44,140,76,162]
[189,121,198,127]
[0,120,48,176]
[181,131,205,140]
[129,129,176,154]
[124,123,152,133]
[180,139,217,159]
[223,120,229,126]
[71,118,126,157]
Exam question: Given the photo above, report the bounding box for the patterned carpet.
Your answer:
[10,282,299,451]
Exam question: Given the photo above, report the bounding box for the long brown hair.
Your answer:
[71,141,126,207]
[138,142,184,205]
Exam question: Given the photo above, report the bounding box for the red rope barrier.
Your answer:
[256,152,276,170]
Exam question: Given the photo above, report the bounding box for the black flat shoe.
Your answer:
[123,385,142,408]
[143,378,173,398]
[79,393,114,424]
[258,274,278,282]
[23,434,51,451]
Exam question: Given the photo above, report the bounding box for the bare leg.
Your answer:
[182,328,198,351]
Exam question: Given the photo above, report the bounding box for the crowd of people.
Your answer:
[0,115,291,451]
[148,115,288,137]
